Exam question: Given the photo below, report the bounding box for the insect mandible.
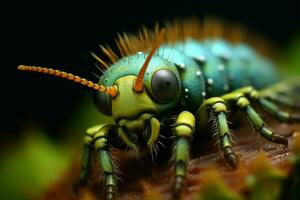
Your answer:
[17,19,300,200]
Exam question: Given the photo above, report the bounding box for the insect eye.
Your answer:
[92,90,112,115]
[151,69,179,102]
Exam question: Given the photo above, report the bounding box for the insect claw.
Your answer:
[172,176,184,198]
[272,134,288,146]
[106,193,114,200]
[224,147,238,168]
[290,113,300,122]
[106,185,116,200]
[227,153,238,168]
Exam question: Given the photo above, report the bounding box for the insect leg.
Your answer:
[172,111,195,197]
[216,111,237,167]
[258,97,300,123]
[79,139,92,183]
[93,124,118,200]
[222,92,288,145]
[264,94,300,108]
[233,86,300,123]
[78,125,103,184]
[197,97,237,167]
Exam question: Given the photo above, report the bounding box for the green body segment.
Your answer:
[98,38,280,114]
[175,39,230,97]
[79,144,91,181]
[93,125,117,200]
[172,111,195,196]
[246,106,264,130]
[169,38,280,111]
[217,113,231,148]
[98,150,113,173]
[259,97,299,123]
[174,138,189,176]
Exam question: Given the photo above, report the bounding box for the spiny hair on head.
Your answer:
[92,17,276,70]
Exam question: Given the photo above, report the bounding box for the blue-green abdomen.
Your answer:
[107,39,280,113]
[157,38,279,111]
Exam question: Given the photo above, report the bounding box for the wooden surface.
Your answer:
[44,117,300,200]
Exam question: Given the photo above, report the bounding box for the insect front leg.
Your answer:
[92,124,118,200]
[172,111,195,197]
[197,97,238,167]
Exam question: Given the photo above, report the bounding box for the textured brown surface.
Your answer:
[44,117,300,200]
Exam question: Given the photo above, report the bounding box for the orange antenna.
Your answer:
[133,29,165,92]
[17,65,118,97]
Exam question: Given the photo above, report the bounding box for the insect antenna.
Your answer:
[17,65,118,97]
[133,29,165,92]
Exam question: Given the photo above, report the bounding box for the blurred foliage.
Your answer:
[0,98,113,200]
[285,133,300,200]
[0,129,72,200]
[278,34,300,76]
[194,169,243,200]
[245,153,286,200]
[0,97,112,200]
[66,97,113,140]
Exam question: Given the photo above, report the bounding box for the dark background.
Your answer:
[3,0,300,139]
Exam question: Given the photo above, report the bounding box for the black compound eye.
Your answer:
[92,90,112,115]
[151,69,179,102]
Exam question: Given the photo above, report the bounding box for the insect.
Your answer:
[18,19,300,200]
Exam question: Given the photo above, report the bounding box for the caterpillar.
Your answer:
[17,18,300,200]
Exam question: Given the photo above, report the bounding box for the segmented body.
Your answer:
[100,38,279,113]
